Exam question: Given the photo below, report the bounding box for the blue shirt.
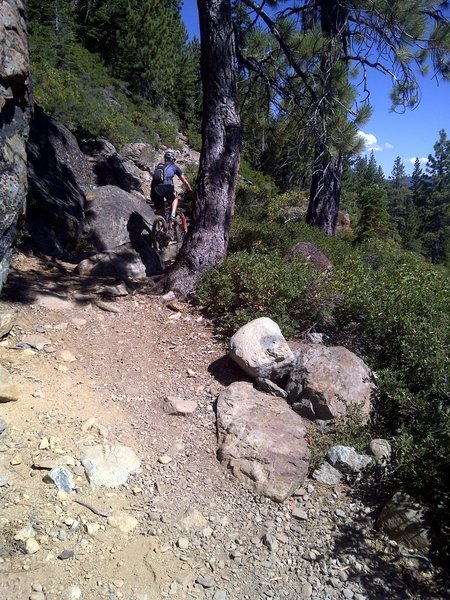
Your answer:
[163,162,182,185]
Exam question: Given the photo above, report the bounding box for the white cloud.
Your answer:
[357,130,393,152]
[406,156,428,165]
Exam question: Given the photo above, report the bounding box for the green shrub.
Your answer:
[197,251,332,337]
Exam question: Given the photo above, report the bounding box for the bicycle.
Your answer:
[151,203,188,254]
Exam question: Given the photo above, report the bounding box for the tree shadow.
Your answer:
[328,485,449,599]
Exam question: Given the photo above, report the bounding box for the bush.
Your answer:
[197,251,332,337]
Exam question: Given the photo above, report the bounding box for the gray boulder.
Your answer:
[27,104,93,254]
[229,317,295,380]
[83,185,157,251]
[216,381,310,502]
[285,242,332,271]
[327,445,373,474]
[0,0,32,291]
[375,492,432,554]
[286,344,375,424]
[76,242,162,279]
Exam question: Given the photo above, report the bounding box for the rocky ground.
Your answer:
[0,251,448,600]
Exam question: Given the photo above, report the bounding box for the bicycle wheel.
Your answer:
[152,216,167,252]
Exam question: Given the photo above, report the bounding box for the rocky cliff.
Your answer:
[0,0,32,291]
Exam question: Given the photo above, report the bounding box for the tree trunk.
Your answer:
[306,136,343,236]
[158,0,241,297]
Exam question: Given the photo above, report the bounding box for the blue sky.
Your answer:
[181,1,450,176]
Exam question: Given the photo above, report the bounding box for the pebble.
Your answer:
[30,593,45,600]
[158,455,172,465]
[64,586,82,599]
[292,508,308,521]
[26,539,40,554]
[196,575,215,589]
[177,537,189,549]
[300,582,313,598]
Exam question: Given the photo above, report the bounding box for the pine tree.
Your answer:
[236,1,450,235]
[422,129,450,265]
[388,156,411,237]
[355,184,395,243]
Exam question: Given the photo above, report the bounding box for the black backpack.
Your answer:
[152,162,167,185]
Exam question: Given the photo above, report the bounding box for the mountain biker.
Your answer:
[150,149,192,220]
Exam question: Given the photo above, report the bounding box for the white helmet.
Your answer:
[164,149,176,162]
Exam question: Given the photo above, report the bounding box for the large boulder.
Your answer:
[82,139,145,195]
[0,0,32,290]
[26,104,94,254]
[83,185,157,251]
[229,317,295,380]
[76,242,162,279]
[216,381,310,502]
[286,344,375,424]
[285,242,332,271]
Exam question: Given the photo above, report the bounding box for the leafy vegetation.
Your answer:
[198,186,450,539]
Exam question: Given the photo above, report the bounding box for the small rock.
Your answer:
[26,539,40,554]
[0,308,16,339]
[20,334,51,350]
[30,593,46,600]
[14,525,36,541]
[327,446,373,474]
[213,592,227,600]
[81,444,141,488]
[58,549,75,560]
[292,508,308,521]
[312,462,343,484]
[86,523,100,535]
[158,455,172,465]
[335,509,347,518]
[177,537,189,549]
[0,419,7,434]
[10,453,22,465]
[64,585,82,599]
[195,575,215,589]
[0,475,7,487]
[58,350,77,363]
[45,467,75,493]
[368,438,392,461]
[162,397,197,416]
[107,511,138,533]
[300,582,313,598]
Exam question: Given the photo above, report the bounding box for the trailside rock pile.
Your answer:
[220,317,377,502]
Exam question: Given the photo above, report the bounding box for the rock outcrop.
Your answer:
[216,381,310,502]
[0,0,32,290]
[26,104,94,255]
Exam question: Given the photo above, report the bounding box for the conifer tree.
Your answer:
[355,184,394,243]
[235,1,450,235]
[422,129,450,265]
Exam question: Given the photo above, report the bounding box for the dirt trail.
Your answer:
[0,252,447,600]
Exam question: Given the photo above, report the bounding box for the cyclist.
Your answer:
[150,149,192,220]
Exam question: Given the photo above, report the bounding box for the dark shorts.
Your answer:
[151,184,176,210]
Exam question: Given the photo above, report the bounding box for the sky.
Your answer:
[181,1,450,176]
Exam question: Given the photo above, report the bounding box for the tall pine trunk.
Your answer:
[305,0,346,236]
[306,133,343,236]
[158,0,241,297]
